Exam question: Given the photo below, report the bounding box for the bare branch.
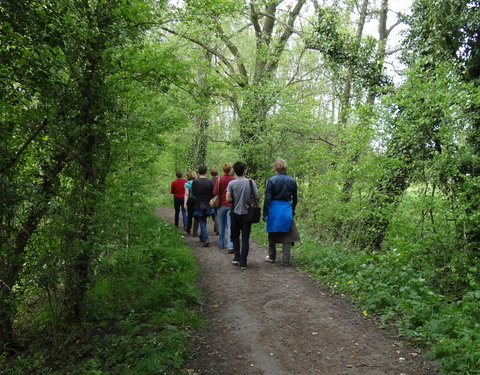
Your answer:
[262,2,279,45]
[249,2,262,39]
[214,23,249,82]
[386,19,403,37]
[267,0,307,74]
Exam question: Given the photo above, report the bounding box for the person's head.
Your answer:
[210,168,218,177]
[175,170,183,179]
[222,163,232,176]
[273,158,287,174]
[233,161,246,177]
[198,165,207,176]
[186,170,197,181]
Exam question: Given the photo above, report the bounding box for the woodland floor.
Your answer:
[156,207,439,375]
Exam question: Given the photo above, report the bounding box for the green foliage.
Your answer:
[310,6,385,90]
[1,213,202,375]
[292,216,480,374]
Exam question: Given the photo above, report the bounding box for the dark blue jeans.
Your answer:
[173,197,187,228]
[198,215,209,244]
[230,212,252,267]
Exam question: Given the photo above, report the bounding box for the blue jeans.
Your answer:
[230,212,252,267]
[173,197,187,228]
[217,205,232,249]
[198,215,209,244]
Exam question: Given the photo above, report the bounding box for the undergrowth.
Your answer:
[0,213,202,375]
[255,218,480,375]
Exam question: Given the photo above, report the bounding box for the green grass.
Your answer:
[1,214,202,375]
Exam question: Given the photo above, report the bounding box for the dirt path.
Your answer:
[156,207,438,375]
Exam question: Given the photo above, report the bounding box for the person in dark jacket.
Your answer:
[192,165,214,247]
[263,158,300,266]
[210,168,219,234]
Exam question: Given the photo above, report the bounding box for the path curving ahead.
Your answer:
[156,207,438,375]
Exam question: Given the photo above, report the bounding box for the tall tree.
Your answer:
[0,0,153,346]
[359,0,480,250]
[163,0,307,176]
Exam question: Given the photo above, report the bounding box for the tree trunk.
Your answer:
[339,0,369,127]
[367,0,389,105]
[189,52,212,169]
[0,154,65,348]
[63,13,110,321]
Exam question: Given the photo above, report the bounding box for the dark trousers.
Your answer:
[186,206,198,235]
[174,197,187,228]
[230,212,252,267]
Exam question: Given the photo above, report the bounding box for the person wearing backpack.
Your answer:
[191,165,214,247]
[226,161,259,270]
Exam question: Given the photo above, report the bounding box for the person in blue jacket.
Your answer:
[262,158,300,266]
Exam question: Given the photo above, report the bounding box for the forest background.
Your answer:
[1,0,479,374]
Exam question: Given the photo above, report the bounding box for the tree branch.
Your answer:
[214,23,249,83]
[160,26,246,87]
[267,0,306,74]
[8,118,49,170]
[249,3,262,38]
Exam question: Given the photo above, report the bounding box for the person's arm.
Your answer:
[184,186,189,210]
[253,180,259,200]
[292,180,298,215]
[213,177,220,196]
[170,181,175,195]
[226,180,233,203]
[263,179,273,219]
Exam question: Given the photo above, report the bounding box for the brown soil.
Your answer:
[156,207,439,375]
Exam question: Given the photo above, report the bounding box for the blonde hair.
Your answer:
[274,158,287,173]
[222,163,232,175]
[186,170,197,181]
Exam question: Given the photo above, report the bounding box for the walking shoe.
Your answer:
[203,242,210,247]
[232,260,240,266]
[265,255,275,263]
[228,249,234,254]
[240,266,247,270]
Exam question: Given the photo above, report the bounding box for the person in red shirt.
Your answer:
[170,170,187,229]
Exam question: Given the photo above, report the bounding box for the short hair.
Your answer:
[210,168,218,177]
[186,170,197,181]
[198,165,207,175]
[175,170,183,178]
[274,158,287,173]
[233,161,246,176]
[222,163,232,175]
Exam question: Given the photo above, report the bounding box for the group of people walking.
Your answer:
[170,159,299,270]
